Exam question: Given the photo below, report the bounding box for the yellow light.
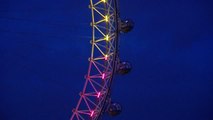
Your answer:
[101,0,106,3]
[105,15,109,22]
[105,35,109,41]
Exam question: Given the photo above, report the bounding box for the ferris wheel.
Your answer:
[70,0,134,119]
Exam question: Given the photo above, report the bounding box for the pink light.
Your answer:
[102,73,106,79]
[104,55,108,60]
[97,92,101,98]
[90,111,94,117]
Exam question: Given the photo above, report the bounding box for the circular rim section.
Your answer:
[71,0,119,119]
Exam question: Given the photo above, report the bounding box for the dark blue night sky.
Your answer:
[0,0,213,120]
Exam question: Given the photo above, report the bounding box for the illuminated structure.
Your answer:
[70,0,133,119]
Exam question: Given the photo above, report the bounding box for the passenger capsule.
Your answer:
[120,19,134,33]
[108,102,122,116]
[117,61,132,75]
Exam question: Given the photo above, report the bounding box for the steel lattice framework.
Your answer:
[71,0,119,120]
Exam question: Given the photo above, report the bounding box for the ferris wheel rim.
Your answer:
[71,0,119,120]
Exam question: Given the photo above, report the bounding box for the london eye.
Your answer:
[70,0,134,119]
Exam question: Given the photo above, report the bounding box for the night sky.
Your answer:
[0,0,213,120]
